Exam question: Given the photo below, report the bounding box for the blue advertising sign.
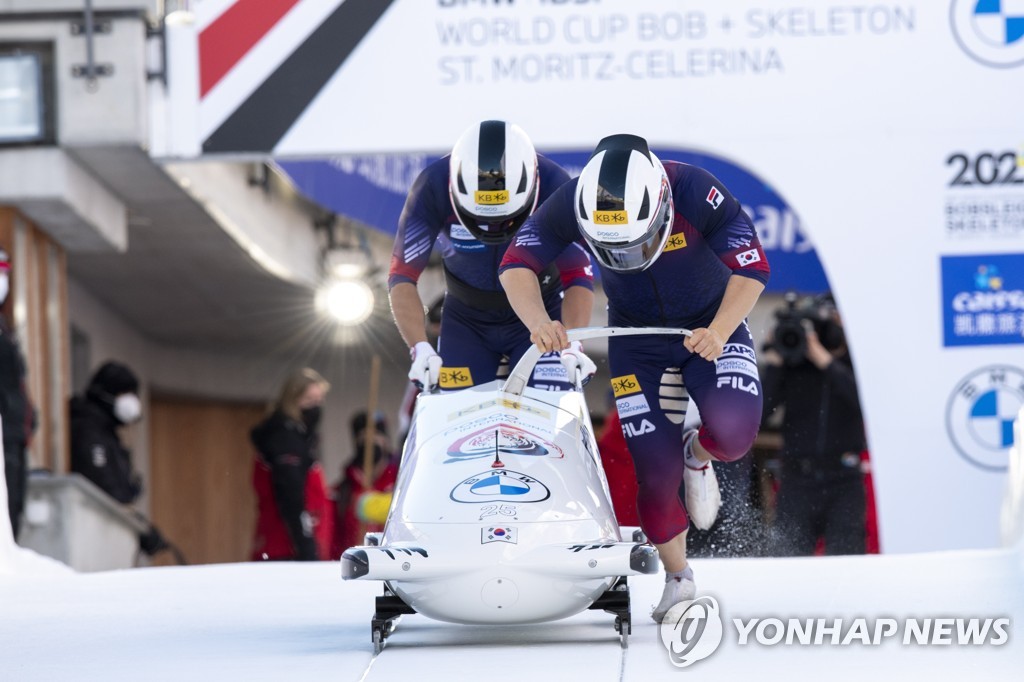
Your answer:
[941,253,1024,347]
[277,147,829,293]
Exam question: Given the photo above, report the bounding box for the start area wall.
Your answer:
[154,0,1024,553]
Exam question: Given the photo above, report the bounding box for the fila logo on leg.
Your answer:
[717,375,759,395]
[621,418,657,438]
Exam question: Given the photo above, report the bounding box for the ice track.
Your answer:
[2,544,1022,681]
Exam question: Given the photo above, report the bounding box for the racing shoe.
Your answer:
[682,429,721,531]
[652,565,696,623]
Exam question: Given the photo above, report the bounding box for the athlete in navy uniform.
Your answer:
[389,120,595,392]
[500,134,770,622]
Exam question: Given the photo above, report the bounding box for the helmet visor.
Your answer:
[587,195,674,272]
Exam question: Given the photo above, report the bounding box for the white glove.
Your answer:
[560,340,597,386]
[409,341,442,390]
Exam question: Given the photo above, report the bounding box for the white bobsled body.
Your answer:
[341,328,686,626]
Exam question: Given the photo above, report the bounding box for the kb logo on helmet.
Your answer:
[592,210,628,224]
[474,190,509,205]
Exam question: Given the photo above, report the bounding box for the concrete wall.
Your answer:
[0,14,151,147]
[161,162,323,288]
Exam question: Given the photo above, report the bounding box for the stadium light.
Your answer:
[318,278,374,326]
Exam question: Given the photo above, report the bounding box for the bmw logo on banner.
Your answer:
[951,0,1024,68]
[450,470,551,503]
[947,366,1024,470]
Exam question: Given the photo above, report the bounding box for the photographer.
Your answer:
[762,293,867,556]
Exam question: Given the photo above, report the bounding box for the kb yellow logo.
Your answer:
[592,210,628,224]
[611,374,641,397]
[664,234,687,252]
[440,367,473,388]
[475,190,509,205]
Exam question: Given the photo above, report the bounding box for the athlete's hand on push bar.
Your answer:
[530,320,569,353]
[685,327,725,362]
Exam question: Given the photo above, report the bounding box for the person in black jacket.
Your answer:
[761,295,868,556]
[0,248,36,539]
[69,362,182,562]
[70,362,143,504]
[250,368,331,561]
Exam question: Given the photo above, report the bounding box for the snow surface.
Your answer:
[1,546,1021,681]
[3,440,1022,680]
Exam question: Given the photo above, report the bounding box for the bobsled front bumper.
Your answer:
[341,541,658,582]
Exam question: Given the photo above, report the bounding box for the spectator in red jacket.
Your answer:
[596,410,640,527]
[331,411,399,556]
[251,368,332,561]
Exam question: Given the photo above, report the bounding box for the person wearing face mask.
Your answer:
[0,248,37,539]
[250,368,332,562]
[70,362,145,505]
[69,362,184,563]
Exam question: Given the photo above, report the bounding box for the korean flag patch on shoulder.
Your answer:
[736,248,762,267]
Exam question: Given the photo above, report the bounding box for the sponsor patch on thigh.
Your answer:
[440,367,474,389]
[616,394,651,418]
[715,356,759,380]
[611,374,642,397]
[721,343,756,361]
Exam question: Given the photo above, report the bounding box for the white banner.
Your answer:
[159,0,1024,552]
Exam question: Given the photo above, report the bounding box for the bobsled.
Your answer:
[342,327,690,652]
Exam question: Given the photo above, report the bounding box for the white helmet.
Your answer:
[575,135,674,272]
[449,120,539,245]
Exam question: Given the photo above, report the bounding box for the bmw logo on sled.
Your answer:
[342,327,692,652]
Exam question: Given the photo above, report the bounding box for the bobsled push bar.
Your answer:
[501,326,693,397]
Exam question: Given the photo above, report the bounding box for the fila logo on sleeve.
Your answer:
[706,187,724,210]
[736,249,762,267]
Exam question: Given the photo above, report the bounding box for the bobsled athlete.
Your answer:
[500,134,770,622]
[388,120,596,392]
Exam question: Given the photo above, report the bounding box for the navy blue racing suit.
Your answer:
[501,161,771,542]
[389,154,593,390]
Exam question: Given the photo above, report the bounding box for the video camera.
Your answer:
[767,292,845,366]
